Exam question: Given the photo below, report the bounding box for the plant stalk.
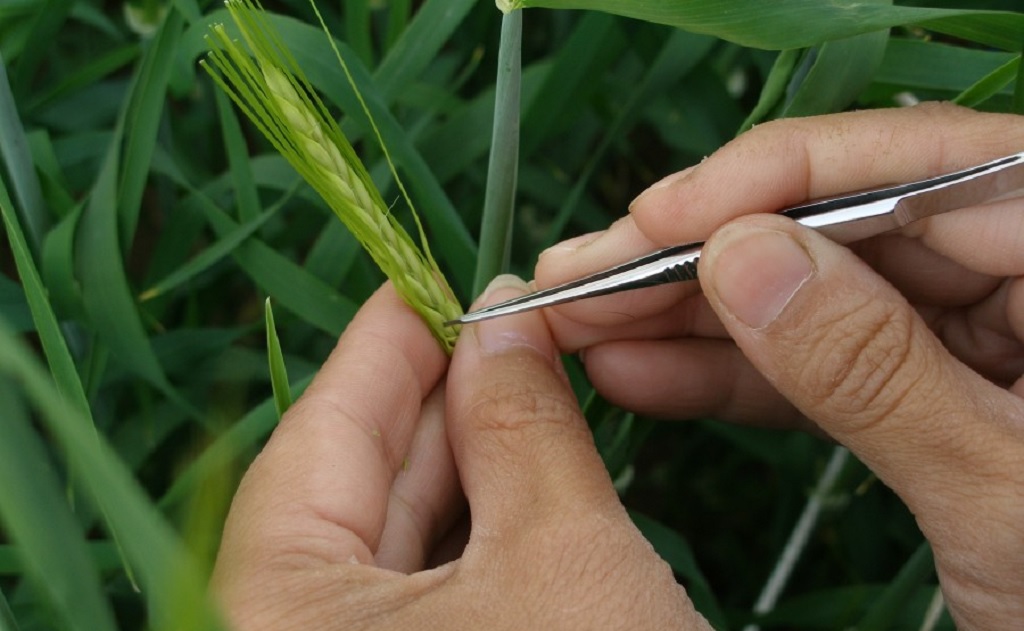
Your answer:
[473,9,522,297]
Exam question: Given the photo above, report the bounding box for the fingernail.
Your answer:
[708,227,814,330]
[628,166,696,212]
[472,275,556,360]
[537,230,603,260]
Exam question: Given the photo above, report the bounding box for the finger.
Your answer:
[538,104,1024,327]
[215,283,448,583]
[631,103,1024,245]
[544,291,727,354]
[581,338,812,429]
[851,234,1000,308]
[926,279,1024,385]
[535,216,703,327]
[374,382,463,573]
[445,275,627,538]
[699,214,1024,618]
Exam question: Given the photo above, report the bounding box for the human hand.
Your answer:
[536,103,1024,628]
[211,281,712,630]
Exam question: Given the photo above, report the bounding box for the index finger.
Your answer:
[537,103,1024,327]
[214,283,448,580]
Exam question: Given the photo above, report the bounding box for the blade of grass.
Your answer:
[160,375,314,509]
[781,15,890,117]
[8,0,72,97]
[630,511,726,629]
[540,29,716,249]
[215,87,262,223]
[473,8,521,297]
[738,49,799,134]
[1015,42,1024,115]
[118,10,183,244]
[0,166,89,421]
[516,1,1024,51]
[23,44,139,113]
[265,298,292,418]
[520,11,619,158]
[384,0,411,52]
[953,54,1021,108]
[0,51,47,257]
[857,541,936,631]
[151,150,359,334]
[0,584,19,631]
[137,203,279,302]
[345,0,374,66]
[0,379,118,631]
[372,0,477,104]
[874,39,1016,97]
[0,323,226,631]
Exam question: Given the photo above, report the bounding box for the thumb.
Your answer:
[699,215,1017,514]
[446,275,624,536]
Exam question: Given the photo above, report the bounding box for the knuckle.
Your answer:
[794,296,924,432]
[465,367,585,446]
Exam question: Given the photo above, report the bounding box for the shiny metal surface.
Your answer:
[449,151,1024,325]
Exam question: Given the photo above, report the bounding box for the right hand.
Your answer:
[536,103,1024,628]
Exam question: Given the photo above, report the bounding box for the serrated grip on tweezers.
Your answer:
[450,151,1024,325]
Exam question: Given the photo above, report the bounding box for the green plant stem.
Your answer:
[473,9,522,297]
[0,52,47,258]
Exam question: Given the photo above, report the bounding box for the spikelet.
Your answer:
[204,0,461,353]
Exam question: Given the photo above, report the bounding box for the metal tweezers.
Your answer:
[449,151,1024,325]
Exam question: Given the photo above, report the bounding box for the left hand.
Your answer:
[211,281,710,631]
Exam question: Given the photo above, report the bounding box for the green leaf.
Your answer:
[118,11,184,244]
[953,55,1021,108]
[345,0,374,66]
[154,154,360,335]
[0,324,226,631]
[630,512,726,630]
[0,51,47,257]
[0,379,117,631]
[0,584,20,631]
[473,10,521,296]
[265,298,292,419]
[856,542,936,631]
[540,28,716,248]
[373,0,476,103]
[161,375,314,510]
[782,24,890,117]
[0,168,90,422]
[738,49,799,133]
[874,38,1017,95]
[516,0,1024,51]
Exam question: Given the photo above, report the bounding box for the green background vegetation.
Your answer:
[2,0,1023,629]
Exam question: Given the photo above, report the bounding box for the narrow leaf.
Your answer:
[265,298,292,418]
[857,541,936,631]
[738,49,799,134]
[954,55,1021,108]
[516,1,1024,51]
[0,380,117,631]
[0,584,20,631]
[0,51,47,256]
[782,21,890,117]
[0,325,226,631]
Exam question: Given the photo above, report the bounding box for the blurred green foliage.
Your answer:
[1,0,1022,628]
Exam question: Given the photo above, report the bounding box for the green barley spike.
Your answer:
[204,0,461,353]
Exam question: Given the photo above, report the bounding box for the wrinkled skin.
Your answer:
[213,103,1024,630]
[537,103,1024,628]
